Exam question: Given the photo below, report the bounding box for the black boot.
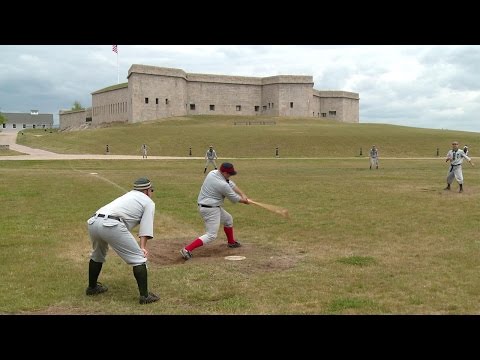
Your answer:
[459,184,463,193]
[444,184,450,190]
[133,264,159,304]
[204,168,207,174]
[133,263,149,297]
[86,259,108,295]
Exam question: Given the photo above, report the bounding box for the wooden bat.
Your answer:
[249,200,289,218]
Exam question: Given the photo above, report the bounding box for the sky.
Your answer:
[1,45,479,132]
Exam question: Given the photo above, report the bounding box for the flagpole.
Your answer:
[117,49,119,84]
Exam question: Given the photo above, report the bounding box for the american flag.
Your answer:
[112,45,118,53]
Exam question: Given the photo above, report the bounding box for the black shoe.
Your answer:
[139,292,160,304]
[180,248,193,260]
[227,241,242,248]
[444,186,450,190]
[86,282,108,296]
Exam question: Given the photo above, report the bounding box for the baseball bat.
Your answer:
[249,200,289,218]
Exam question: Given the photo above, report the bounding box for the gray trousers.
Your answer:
[447,164,464,185]
[87,216,146,266]
[205,159,217,169]
[198,206,233,244]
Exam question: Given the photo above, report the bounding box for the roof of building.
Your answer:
[3,112,53,125]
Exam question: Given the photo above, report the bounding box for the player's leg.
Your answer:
[220,208,240,247]
[454,167,464,192]
[445,168,455,190]
[86,219,109,294]
[181,207,220,259]
[99,222,158,302]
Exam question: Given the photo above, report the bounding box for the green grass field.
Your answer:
[1,116,479,314]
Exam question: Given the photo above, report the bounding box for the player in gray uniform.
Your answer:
[204,145,218,173]
[369,145,379,169]
[181,162,250,260]
[85,177,160,304]
[444,141,474,193]
[141,144,148,159]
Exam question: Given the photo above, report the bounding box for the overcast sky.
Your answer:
[1,45,479,132]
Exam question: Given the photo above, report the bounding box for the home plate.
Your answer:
[224,255,246,261]
[90,172,98,175]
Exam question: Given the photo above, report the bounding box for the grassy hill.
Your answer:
[15,115,479,157]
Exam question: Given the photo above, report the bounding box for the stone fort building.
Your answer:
[59,64,359,130]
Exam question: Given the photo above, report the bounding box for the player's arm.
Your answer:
[464,154,474,166]
[139,235,152,258]
[233,185,249,204]
[445,152,452,162]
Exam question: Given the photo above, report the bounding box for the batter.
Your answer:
[181,162,250,260]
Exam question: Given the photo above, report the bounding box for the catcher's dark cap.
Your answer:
[220,162,237,175]
[133,177,153,191]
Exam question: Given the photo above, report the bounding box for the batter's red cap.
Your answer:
[220,162,237,175]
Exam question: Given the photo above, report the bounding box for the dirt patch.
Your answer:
[147,237,251,266]
[147,236,305,273]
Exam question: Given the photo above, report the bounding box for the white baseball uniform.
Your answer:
[369,147,379,168]
[196,170,241,244]
[87,190,155,265]
[446,149,471,185]
[204,148,218,170]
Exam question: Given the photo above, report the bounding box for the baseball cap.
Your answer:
[220,162,237,175]
[133,177,153,191]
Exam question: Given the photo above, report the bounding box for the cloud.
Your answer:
[0,45,479,131]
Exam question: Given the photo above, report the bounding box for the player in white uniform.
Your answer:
[369,145,379,169]
[141,144,148,159]
[85,177,159,304]
[180,162,250,260]
[445,141,474,193]
[204,145,218,173]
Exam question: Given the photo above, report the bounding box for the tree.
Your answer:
[71,101,85,111]
[0,112,6,125]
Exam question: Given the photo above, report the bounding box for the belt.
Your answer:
[95,214,122,221]
[198,204,219,208]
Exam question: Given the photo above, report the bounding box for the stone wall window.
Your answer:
[290,102,294,108]
[263,105,267,111]
[255,106,259,112]
[236,105,241,111]
[145,98,149,104]
[156,98,159,104]
[166,99,169,105]
[210,105,215,111]
[321,113,326,117]
[190,104,196,110]
[329,111,336,116]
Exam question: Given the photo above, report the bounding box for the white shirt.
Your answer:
[95,190,155,237]
[197,170,240,207]
[446,149,471,166]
